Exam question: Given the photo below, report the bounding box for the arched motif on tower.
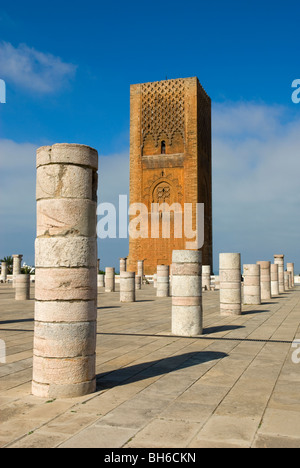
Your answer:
[142,173,183,207]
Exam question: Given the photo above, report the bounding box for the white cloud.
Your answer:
[98,151,129,203]
[0,42,77,94]
[0,139,37,216]
[212,102,300,272]
[0,102,299,272]
[213,101,288,139]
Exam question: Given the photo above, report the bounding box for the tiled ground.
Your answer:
[0,283,299,448]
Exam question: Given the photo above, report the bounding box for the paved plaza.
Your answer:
[0,283,300,448]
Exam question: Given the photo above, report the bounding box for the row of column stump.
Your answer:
[0,143,296,400]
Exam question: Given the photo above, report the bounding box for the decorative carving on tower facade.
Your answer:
[141,79,185,148]
[128,77,213,275]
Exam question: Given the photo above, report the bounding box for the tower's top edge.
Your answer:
[130,77,210,100]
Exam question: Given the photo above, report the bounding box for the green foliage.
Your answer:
[0,256,13,274]
[21,266,34,275]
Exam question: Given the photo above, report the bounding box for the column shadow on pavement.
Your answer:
[96,351,228,390]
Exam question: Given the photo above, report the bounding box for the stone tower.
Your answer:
[127,77,212,275]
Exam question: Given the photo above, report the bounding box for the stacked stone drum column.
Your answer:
[284,272,290,290]
[105,267,115,292]
[32,143,98,399]
[171,250,203,336]
[256,261,272,301]
[0,262,7,282]
[287,263,295,288]
[120,271,135,302]
[97,274,105,288]
[243,264,261,305]
[120,258,127,274]
[202,265,211,291]
[214,276,220,290]
[274,255,285,293]
[288,271,292,289]
[220,253,242,316]
[156,265,170,297]
[135,275,141,290]
[271,264,279,296]
[137,260,144,283]
[15,274,30,300]
[12,255,23,286]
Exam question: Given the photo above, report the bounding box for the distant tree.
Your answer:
[21,265,33,275]
[0,256,13,274]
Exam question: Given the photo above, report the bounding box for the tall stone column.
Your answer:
[137,260,144,282]
[120,258,127,273]
[156,265,170,297]
[97,274,105,288]
[0,262,7,282]
[274,254,285,293]
[243,264,261,305]
[214,275,220,290]
[257,261,272,300]
[120,271,135,302]
[287,263,295,288]
[32,143,98,399]
[105,267,115,292]
[13,254,23,286]
[15,274,30,300]
[220,253,242,316]
[171,250,203,336]
[135,275,141,290]
[284,272,290,290]
[287,271,292,289]
[202,265,211,291]
[271,264,279,296]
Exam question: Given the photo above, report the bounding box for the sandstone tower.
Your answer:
[127,77,212,275]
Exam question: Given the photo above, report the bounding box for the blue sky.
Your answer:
[0,0,299,273]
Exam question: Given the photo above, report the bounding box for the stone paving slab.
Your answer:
[0,283,299,448]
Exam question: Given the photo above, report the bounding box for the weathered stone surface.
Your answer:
[120,258,127,273]
[202,265,211,291]
[35,268,97,301]
[243,264,261,305]
[287,263,295,287]
[36,164,93,200]
[37,199,97,237]
[274,254,285,293]
[33,321,96,357]
[15,274,30,301]
[271,264,279,296]
[32,143,98,399]
[35,237,97,268]
[256,261,271,300]
[0,262,7,282]
[36,143,98,170]
[220,253,241,316]
[105,267,115,293]
[12,254,23,287]
[35,300,97,323]
[156,265,169,297]
[97,274,105,288]
[32,354,96,385]
[135,275,142,290]
[120,271,135,302]
[171,250,202,336]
